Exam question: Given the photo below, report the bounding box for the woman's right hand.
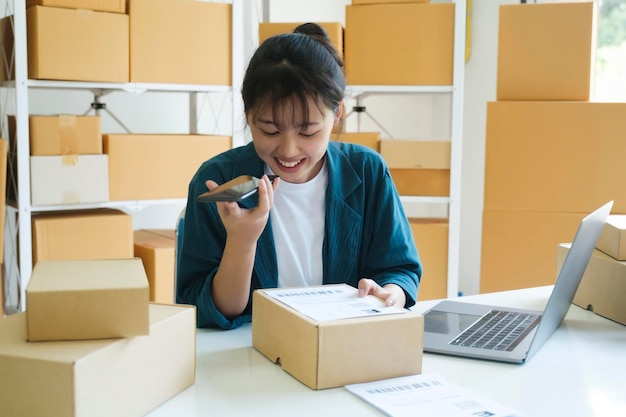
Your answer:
[205,175,279,242]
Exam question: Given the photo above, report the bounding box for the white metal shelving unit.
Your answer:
[343,0,466,299]
[1,0,246,313]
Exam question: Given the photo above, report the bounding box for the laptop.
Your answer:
[422,201,613,364]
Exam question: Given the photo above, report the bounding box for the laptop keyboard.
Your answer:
[449,310,541,352]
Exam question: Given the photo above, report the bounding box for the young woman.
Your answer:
[176,23,422,329]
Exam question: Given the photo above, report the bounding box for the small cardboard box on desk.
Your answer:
[557,243,626,326]
[26,258,150,341]
[0,258,197,417]
[252,284,424,390]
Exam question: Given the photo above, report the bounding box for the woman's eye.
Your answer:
[300,131,319,138]
[261,130,280,136]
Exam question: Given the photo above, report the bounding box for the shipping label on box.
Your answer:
[0,304,196,417]
[252,284,423,390]
[26,258,150,342]
[558,244,626,326]
[28,115,102,156]
[32,209,134,264]
[134,229,176,304]
[30,154,109,206]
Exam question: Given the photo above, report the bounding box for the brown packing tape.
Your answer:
[61,154,79,166]
[58,115,79,155]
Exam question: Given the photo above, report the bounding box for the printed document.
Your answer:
[264,285,404,322]
[345,373,523,417]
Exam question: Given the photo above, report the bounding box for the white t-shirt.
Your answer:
[268,164,327,288]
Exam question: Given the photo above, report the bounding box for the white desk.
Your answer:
[146,286,626,417]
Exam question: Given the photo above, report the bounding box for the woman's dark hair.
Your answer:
[242,22,345,125]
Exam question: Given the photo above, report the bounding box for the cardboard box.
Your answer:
[27,6,129,82]
[30,154,109,206]
[32,209,134,264]
[28,115,102,156]
[380,139,450,169]
[596,215,626,260]
[484,101,626,214]
[0,303,196,417]
[252,284,423,389]
[558,244,626,326]
[481,209,584,293]
[134,229,176,304]
[0,138,6,264]
[129,0,231,85]
[259,22,344,57]
[26,258,149,341]
[389,168,449,196]
[0,15,13,82]
[331,131,380,151]
[345,3,454,85]
[497,2,595,101]
[409,218,448,301]
[27,0,126,13]
[104,134,231,201]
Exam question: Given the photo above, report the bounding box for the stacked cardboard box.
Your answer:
[0,258,196,417]
[556,216,626,326]
[129,0,231,85]
[31,208,134,265]
[480,3,626,293]
[104,134,231,201]
[380,139,450,197]
[345,1,453,85]
[27,115,109,206]
[409,218,448,301]
[26,4,129,82]
[134,229,176,304]
[21,0,232,85]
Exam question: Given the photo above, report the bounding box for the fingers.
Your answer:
[357,279,401,307]
[205,179,219,191]
[257,175,278,211]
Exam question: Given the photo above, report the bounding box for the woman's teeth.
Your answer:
[278,159,301,168]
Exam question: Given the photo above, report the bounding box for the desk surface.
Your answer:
[146,286,626,417]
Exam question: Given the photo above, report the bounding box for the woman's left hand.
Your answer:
[357,279,406,308]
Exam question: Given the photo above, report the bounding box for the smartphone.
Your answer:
[196,175,279,203]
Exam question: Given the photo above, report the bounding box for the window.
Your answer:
[594,0,626,101]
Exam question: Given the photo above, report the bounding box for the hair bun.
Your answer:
[294,22,330,41]
[293,22,343,68]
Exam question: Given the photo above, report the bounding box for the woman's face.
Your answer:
[248,97,340,184]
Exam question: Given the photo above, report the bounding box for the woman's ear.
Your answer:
[334,101,344,125]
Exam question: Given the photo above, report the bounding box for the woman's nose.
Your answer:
[278,133,299,157]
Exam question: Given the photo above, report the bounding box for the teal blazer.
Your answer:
[177,141,422,329]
